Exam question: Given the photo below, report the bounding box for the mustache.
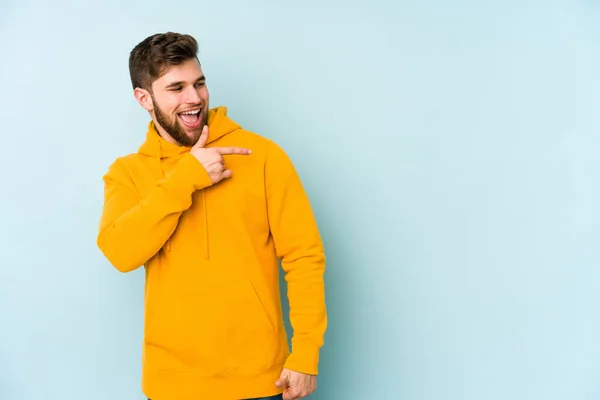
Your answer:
[177,103,206,111]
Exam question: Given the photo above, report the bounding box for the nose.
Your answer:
[183,85,202,104]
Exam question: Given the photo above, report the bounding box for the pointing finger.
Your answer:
[216,147,252,155]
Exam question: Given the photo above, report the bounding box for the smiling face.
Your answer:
[134,57,209,147]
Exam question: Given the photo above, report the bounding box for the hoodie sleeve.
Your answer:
[97,153,213,272]
[264,141,327,375]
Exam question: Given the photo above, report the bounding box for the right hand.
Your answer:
[190,125,252,183]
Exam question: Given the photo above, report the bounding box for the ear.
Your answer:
[133,87,154,112]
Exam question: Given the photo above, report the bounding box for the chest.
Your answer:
[134,154,270,236]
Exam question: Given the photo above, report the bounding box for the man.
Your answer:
[96,32,327,400]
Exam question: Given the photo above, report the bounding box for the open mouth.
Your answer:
[178,108,202,128]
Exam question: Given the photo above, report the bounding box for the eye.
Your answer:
[169,86,182,91]
[195,82,205,88]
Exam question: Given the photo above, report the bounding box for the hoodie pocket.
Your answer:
[145,280,275,374]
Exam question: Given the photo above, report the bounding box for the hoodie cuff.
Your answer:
[165,153,213,199]
[180,153,213,190]
[283,341,321,375]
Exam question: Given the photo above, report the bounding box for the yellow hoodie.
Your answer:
[97,106,327,400]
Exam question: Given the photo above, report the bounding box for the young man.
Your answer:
[96,32,327,400]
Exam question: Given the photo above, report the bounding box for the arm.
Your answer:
[97,153,213,272]
[265,141,327,375]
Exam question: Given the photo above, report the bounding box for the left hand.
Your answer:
[275,368,317,399]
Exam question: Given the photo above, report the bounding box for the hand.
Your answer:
[190,125,251,183]
[275,368,317,399]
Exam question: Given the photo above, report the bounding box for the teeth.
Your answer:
[180,110,199,115]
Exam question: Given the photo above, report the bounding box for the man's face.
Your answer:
[146,58,209,147]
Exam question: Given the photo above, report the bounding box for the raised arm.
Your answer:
[97,152,212,272]
[97,126,251,272]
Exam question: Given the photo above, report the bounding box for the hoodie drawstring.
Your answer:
[158,139,165,178]
[202,190,209,260]
[157,138,209,259]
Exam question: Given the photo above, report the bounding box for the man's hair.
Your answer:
[129,32,198,91]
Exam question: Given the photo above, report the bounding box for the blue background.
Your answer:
[1,1,600,399]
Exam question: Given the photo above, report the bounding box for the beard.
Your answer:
[152,96,208,147]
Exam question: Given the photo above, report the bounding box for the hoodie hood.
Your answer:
[138,106,241,159]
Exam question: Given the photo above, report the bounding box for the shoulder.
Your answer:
[224,129,290,159]
[226,128,273,147]
[102,152,145,182]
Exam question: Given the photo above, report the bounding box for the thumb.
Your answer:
[275,371,289,388]
[194,125,208,148]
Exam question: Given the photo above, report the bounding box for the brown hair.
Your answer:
[129,32,198,91]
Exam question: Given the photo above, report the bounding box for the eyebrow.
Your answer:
[164,75,205,89]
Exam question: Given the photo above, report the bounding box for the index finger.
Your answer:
[216,147,252,155]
